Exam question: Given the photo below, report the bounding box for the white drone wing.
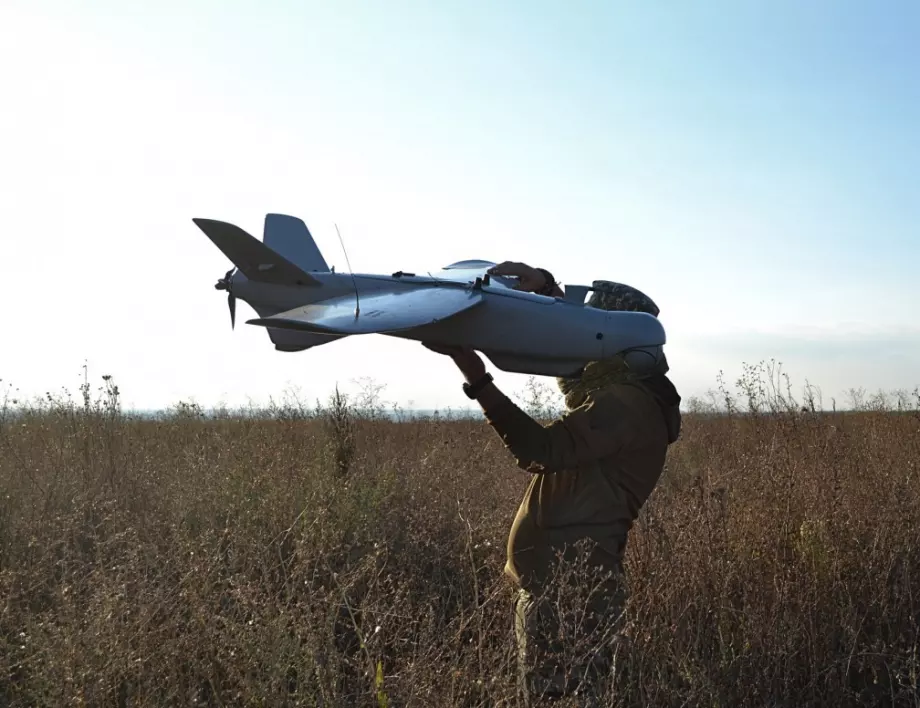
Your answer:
[248,287,483,335]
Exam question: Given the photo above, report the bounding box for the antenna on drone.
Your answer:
[335,223,360,318]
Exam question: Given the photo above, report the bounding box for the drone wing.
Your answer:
[247,287,483,335]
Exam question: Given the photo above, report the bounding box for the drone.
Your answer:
[193,214,667,378]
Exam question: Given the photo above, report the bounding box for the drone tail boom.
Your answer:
[247,288,484,335]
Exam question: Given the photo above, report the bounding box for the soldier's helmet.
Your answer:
[586,280,660,317]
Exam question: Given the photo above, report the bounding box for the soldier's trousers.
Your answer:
[513,564,628,706]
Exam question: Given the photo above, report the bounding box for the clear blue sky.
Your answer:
[1,0,917,411]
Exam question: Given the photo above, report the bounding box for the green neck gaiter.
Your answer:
[556,352,670,410]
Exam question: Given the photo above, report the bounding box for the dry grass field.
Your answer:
[2,366,919,707]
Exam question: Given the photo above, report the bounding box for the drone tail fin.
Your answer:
[193,218,322,286]
[263,213,330,273]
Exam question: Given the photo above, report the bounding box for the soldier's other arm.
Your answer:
[486,261,564,297]
[475,383,636,473]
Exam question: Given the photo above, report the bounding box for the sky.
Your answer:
[1,0,918,412]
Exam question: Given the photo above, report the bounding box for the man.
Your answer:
[423,261,681,706]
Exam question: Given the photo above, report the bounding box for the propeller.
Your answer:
[215,268,237,329]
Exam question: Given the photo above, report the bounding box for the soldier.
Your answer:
[423,262,681,705]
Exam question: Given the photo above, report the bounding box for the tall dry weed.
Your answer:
[1,368,919,706]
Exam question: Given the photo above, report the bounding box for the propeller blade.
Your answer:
[215,268,237,329]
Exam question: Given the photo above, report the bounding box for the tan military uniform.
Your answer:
[483,378,677,705]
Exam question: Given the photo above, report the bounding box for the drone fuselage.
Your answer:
[194,215,667,378]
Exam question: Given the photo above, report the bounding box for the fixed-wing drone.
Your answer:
[193,214,667,377]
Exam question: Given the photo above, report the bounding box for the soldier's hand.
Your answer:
[421,342,487,382]
[487,261,548,292]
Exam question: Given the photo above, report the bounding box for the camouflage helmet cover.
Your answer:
[556,280,666,408]
[586,280,660,316]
